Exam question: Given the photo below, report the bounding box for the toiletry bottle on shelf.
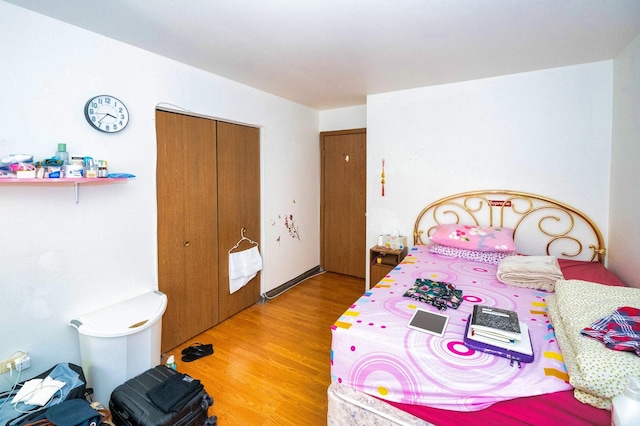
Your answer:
[612,376,640,426]
[55,143,69,165]
[97,160,108,178]
[84,157,98,178]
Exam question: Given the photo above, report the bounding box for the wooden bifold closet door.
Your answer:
[156,110,260,352]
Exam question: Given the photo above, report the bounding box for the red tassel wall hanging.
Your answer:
[381,158,385,196]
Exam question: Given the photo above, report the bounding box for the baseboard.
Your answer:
[261,265,325,302]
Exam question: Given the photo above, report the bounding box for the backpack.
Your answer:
[0,363,87,426]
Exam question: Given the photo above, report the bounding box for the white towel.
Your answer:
[12,376,66,406]
[496,255,563,292]
[228,246,263,294]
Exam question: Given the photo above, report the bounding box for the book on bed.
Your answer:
[464,317,534,367]
[470,304,522,342]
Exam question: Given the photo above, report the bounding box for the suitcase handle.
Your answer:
[118,402,132,420]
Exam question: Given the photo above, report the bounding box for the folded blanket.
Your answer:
[496,255,563,292]
[547,279,640,410]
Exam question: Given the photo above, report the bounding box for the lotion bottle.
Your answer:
[55,143,69,165]
[612,376,640,426]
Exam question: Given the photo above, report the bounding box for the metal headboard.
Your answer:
[413,190,606,263]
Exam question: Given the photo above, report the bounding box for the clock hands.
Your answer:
[98,112,117,123]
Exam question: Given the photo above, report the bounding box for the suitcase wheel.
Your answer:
[201,394,213,410]
[204,415,218,426]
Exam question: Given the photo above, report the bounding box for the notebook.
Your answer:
[464,316,534,367]
[470,304,522,341]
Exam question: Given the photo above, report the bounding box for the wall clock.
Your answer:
[84,95,129,133]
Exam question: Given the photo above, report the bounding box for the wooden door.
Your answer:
[320,129,366,278]
[156,110,219,352]
[217,121,261,321]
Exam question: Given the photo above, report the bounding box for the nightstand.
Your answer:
[370,245,408,285]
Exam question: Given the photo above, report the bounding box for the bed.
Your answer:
[328,190,636,425]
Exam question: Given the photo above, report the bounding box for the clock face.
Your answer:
[84,95,129,133]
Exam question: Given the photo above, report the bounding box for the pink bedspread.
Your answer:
[330,246,572,411]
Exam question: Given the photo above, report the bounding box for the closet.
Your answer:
[156,110,261,352]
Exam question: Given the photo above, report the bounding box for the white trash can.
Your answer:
[70,291,168,404]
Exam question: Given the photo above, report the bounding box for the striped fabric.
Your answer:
[581,307,640,356]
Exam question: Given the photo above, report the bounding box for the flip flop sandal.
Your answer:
[181,344,214,362]
[181,343,213,355]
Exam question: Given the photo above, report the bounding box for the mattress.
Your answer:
[327,382,432,426]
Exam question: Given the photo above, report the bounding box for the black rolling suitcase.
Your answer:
[109,365,216,426]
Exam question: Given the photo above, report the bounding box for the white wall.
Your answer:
[610,32,640,288]
[319,105,367,131]
[366,62,614,286]
[0,2,320,384]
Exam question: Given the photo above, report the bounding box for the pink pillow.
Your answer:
[430,224,516,252]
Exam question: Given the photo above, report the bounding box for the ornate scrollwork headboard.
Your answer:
[413,190,606,263]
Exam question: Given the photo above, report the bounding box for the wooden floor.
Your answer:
[165,272,365,426]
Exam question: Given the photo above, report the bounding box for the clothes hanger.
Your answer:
[229,228,259,253]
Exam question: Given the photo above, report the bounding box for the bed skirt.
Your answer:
[327,382,432,426]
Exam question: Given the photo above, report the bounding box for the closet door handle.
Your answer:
[184,241,190,247]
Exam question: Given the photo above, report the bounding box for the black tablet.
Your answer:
[407,309,449,337]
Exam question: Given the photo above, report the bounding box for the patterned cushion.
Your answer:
[430,224,516,252]
[428,243,516,265]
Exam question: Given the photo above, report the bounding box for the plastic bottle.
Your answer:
[165,355,176,370]
[84,157,97,178]
[612,376,640,426]
[55,143,69,165]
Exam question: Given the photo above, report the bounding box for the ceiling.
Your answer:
[5,0,640,110]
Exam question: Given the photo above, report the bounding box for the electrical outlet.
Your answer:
[0,352,29,375]
[15,354,30,371]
